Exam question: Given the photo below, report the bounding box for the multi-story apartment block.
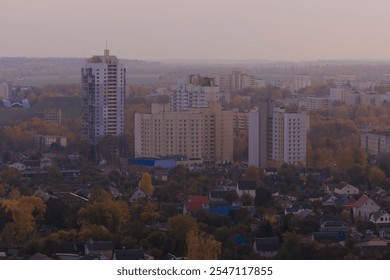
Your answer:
[215,71,264,92]
[249,101,309,168]
[248,100,275,168]
[305,97,330,111]
[272,108,308,166]
[134,102,233,163]
[361,130,390,157]
[44,108,62,127]
[232,109,249,138]
[294,75,311,91]
[34,135,67,150]
[170,75,219,111]
[0,82,11,100]
[81,49,126,144]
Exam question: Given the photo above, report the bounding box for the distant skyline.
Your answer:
[2,0,390,61]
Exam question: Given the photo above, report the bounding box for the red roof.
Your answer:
[336,182,349,190]
[344,197,356,209]
[352,195,370,208]
[184,195,209,212]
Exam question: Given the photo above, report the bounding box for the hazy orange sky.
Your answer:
[2,0,390,61]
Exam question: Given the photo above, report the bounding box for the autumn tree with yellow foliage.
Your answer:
[186,228,221,260]
[0,196,46,246]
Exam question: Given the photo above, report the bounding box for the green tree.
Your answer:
[168,214,197,256]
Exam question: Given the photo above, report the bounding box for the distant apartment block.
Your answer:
[0,82,11,99]
[81,49,125,144]
[248,100,275,168]
[44,108,62,127]
[294,75,311,91]
[249,101,309,168]
[135,102,233,163]
[272,108,308,166]
[34,135,67,150]
[361,130,390,157]
[215,71,264,92]
[170,75,219,111]
[330,87,359,105]
[232,109,249,138]
[305,97,330,111]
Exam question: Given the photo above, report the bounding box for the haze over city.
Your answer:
[2,0,390,61]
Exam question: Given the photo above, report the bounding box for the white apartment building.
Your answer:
[272,108,308,166]
[361,130,390,157]
[0,82,11,100]
[34,135,67,150]
[81,49,126,144]
[134,102,233,163]
[294,75,311,91]
[305,97,330,111]
[215,71,263,92]
[170,75,219,111]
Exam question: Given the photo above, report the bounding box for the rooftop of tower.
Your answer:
[86,49,118,64]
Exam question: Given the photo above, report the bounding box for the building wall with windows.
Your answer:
[81,49,125,144]
[135,102,233,163]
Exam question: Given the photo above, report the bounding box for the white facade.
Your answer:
[81,49,126,144]
[294,75,311,91]
[170,75,220,111]
[0,82,10,100]
[361,130,390,157]
[272,108,308,166]
[305,97,330,111]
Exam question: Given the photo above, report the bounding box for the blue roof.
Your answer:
[209,206,240,216]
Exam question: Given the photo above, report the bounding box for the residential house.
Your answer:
[29,253,52,260]
[113,249,154,260]
[273,195,294,209]
[153,169,169,181]
[84,241,113,260]
[320,220,351,233]
[285,201,312,217]
[183,195,209,214]
[129,188,147,202]
[370,210,390,226]
[9,162,26,172]
[312,232,342,244]
[252,236,280,259]
[34,189,56,202]
[236,180,257,200]
[355,235,390,255]
[352,195,381,221]
[334,182,360,196]
[321,194,338,206]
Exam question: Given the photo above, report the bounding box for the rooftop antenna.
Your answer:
[104,41,109,56]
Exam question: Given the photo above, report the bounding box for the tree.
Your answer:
[140,172,154,196]
[186,228,221,259]
[1,167,22,186]
[0,196,46,244]
[168,214,197,256]
[369,166,386,187]
[77,190,130,234]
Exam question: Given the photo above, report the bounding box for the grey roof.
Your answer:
[114,249,145,260]
[312,232,341,243]
[237,180,257,190]
[253,236,280,252]
[29,253,52,260]
[85,241,113,251]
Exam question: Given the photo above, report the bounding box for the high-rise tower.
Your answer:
[81,49,126,144]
